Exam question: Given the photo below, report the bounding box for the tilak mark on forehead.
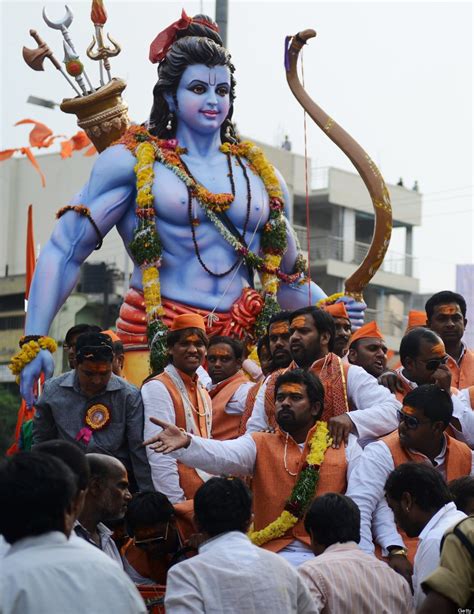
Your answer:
[438,305,460,315]
[431,343,446,357]
[291,316,306,329]
[279,383,304,395]
[270,322,290,335]
[185,334,201,343]
[209,348,231,357]
[402,405,417,416]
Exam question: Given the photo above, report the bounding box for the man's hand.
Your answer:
[387,552,413,591]
[378,371,405,395]
[143,417,191,454]
[432,364,451,392]
[20,349,55,408]
[328,413,353,448]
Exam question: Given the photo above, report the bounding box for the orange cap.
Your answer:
[406,310,427,332]
[349,321,384,345]
[102,329,120,343]
[170,313,206,332]
[322,302,350,320]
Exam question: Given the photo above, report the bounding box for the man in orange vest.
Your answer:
[346,385,473,584]
[321,302,352,358]
[246,306,400,448]
[206,336,253,441]
[425,291,474,389]
[144,369,361,567]
[386,327,474,446]
[142,314,213,504]
[347,321,388,378]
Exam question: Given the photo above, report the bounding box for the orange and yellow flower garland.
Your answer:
[117,126,308,367]
[248,421,332,546]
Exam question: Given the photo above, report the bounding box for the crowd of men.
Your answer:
[1,289,473,613]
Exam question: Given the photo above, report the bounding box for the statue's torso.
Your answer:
[117,152,270,310]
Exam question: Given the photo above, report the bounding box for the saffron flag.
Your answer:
[7,205,37,455]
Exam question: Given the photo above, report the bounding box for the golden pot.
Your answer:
[60,78,130,153]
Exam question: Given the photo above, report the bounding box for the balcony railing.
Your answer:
[292,228,418,278]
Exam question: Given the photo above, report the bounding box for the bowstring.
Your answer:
[300,47,312,305]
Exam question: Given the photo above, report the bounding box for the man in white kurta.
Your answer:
[347,385,473,556]
[384,463,466,610]
[165,476,317,614]
[0,532,147,614]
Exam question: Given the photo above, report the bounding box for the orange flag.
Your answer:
[6,205,37,455]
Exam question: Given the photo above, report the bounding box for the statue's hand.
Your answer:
[20,349,55,408]
[336,296,366,331]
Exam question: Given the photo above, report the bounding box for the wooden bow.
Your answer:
[285,30,393,301]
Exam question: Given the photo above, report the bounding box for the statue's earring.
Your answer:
[225,124,232,138]
[166,113,174,131]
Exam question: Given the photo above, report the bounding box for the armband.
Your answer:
[9,336,57,382]
[56,205,103,250]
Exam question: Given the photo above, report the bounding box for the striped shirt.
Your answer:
[298,541,414,614]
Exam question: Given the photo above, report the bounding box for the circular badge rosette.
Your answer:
[85,403,111,431]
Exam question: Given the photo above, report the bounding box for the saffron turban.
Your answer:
[322,302,350,321]
[170,313,206,332]
[349,320,384,346]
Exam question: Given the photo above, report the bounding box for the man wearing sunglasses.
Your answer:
[388,327,474,447]
[346,384,473,586]
[122,491,183,586]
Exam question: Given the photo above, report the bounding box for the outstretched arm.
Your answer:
[144,417,257,476]
[21,145,136,405]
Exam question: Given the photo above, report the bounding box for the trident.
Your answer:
[42,4,95,93]
[86,30,121,86]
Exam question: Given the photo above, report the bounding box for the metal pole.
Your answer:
[215,0,228,47]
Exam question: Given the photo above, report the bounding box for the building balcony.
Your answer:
[293,226,419,294]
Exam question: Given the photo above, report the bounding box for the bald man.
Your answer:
[75,454,132,568]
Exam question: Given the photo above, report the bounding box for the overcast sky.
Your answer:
[1,0,472,294]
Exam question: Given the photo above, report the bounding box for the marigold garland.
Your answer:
[114,126,309,366]
[9,336,57,383]
[248,421,332,546]
[316,292,345,308]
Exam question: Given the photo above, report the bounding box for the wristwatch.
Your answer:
[388,546,408,557]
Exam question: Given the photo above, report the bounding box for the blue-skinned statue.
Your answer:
[18,13,364,405]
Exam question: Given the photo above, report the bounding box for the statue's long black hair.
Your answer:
[147,15,238,143]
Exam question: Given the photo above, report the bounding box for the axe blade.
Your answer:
[23,45,47,71]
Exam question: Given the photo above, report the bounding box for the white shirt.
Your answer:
[142,365,212,503]
[74,520,124,567]
[0,531,146,614]
[413,503,467,609]
[207,379,254,415]
[164,531,317,614]
[346,435,474,554]
[246,364,400,444]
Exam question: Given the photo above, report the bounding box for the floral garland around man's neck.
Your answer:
[116,126,308,369]
[248,421,332,547]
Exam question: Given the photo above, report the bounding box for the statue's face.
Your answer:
[173,63,231,135]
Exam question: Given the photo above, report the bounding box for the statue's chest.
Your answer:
[151,157,270,231]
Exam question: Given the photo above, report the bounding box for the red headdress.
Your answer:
[149,9,220,64]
